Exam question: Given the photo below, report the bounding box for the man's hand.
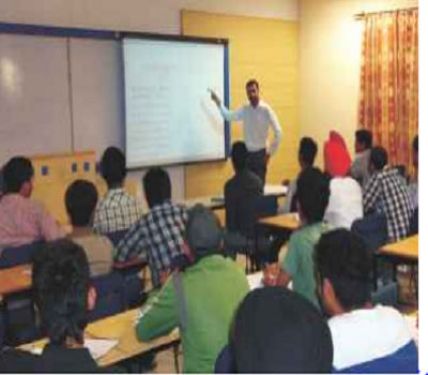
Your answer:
[210,89,221,107]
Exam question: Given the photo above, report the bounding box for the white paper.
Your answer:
[84,338,118,359]
[247,272,263,290]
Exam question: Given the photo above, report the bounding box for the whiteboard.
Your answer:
[0,34,72,165]
[70,38,125,156]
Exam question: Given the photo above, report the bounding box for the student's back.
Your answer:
[136,206,249,373]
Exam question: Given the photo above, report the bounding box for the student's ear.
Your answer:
[87,286,97,311]
[322,278,341,315]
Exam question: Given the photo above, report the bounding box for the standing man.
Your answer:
[211,79,283,184]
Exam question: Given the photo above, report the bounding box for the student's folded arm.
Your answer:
[135,279,179,341]
[114,221,148,263]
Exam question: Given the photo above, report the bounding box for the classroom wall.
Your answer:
[0,0,298,201]
[299,0,418,168]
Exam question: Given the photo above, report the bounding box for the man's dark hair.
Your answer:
[299,137,318,166]
[100,147,126,189]
[33,239,90,346]
[296,167,330,224]
[315,229,372,311]
[370,146,388,171]
[2,157,34,194]
[245,79,259,90]
[413,135,418,152]
[65,179,98,227]
[143,168,171,209]
[232,287,333,373]
[231,142,248,172]
[355,130,373,149]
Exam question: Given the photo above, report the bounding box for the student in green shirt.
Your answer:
[264,167,330,308]
[135,204,250,373]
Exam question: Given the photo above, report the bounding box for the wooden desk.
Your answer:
[378,235,418,261]
[258,213,301,231]
[0,264,32,297]
[20,308,180,369]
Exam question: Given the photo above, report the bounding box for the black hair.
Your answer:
[232,287,333,373]
[296,167,330,224]
[231,142,248,172]
[100,147,126,189]
[413,135,418,152]
[245,79,259,90]
[2,157,34,194]
[33,239,90,346]
[299,137,318,166]
[143,168,171,209]
[315,229,372,311]
[355,129,373,149]
[370,146,388,171]
[65,179,98,227]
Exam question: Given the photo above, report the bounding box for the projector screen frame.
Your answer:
[121,32,230,170]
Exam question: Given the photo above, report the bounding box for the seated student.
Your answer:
[363,147,413,242]
[116,168,187,289]
[315,229,418,373]
[224,141,263,237]
[216,287,333,373]
[323,133,363,229]
[93,147,142,234]
[263,167,330,308]
[65,179,113,277]
[279,136,318,214]
[136,205,249,373]
[0,157,64,248]
[0,239,120,372]
[350,129,373,187]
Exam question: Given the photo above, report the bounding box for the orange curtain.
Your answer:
[358,9,418,173]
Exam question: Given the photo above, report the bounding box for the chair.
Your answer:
[105,230,128,247]
[88,272,126,322]
[0,241,44,268]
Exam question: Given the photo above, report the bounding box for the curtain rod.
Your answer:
[354,6,418,20]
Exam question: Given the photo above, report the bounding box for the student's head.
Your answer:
[143,168,171,209]
[296,167,330,224]
[298,137,318,169]
[65,179,98,227]
[245,79,260,107]
[355,129,373,153]
[369,146,388,174]
[100,146,127,189]
[412,135,418,170]
[231,287,333,373]
[2,156,34,197]
[315,229,372,317]
[33,239,96,346]
[231,141,248,173]
[185,204,222,260]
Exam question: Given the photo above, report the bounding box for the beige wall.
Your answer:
[0,0,298,200]
[299,0,418,169]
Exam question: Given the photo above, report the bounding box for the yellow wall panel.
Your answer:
[182,10,299,197]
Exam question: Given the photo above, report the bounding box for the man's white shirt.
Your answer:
[220,100,282,155]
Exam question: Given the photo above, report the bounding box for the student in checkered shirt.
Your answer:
[363,147,413,242]
[93,147,142,234]
[115,168,188,288]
